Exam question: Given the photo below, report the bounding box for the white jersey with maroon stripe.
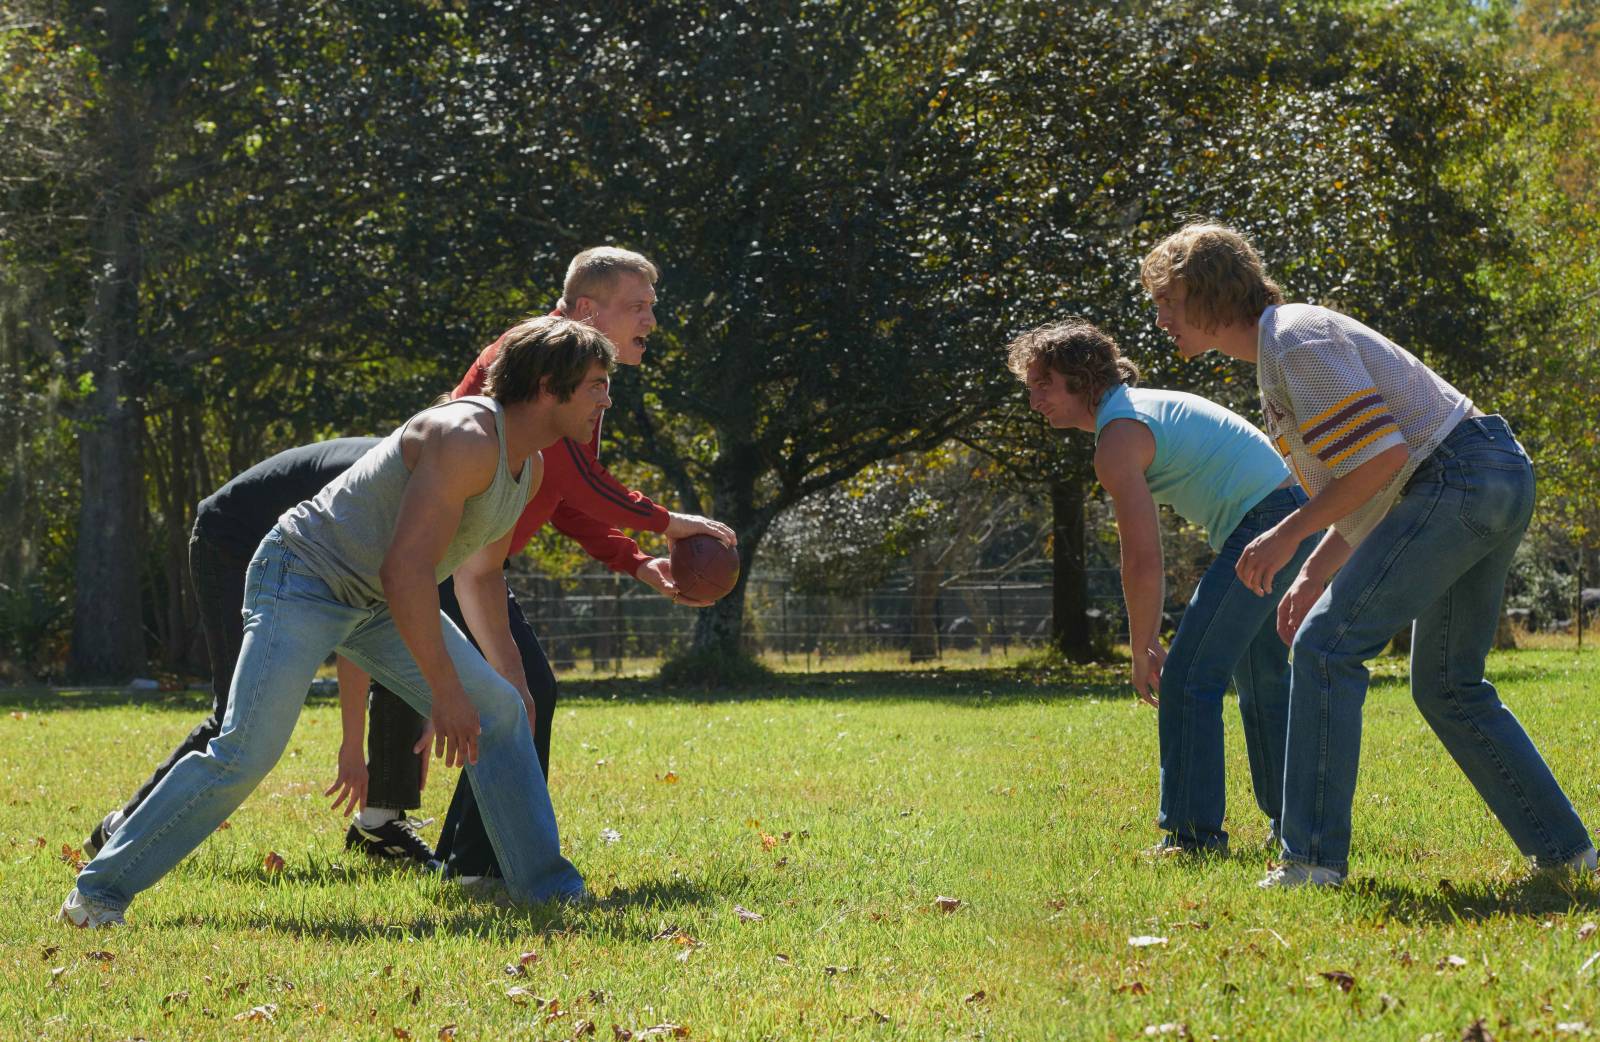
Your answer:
[1257,303,1472,547]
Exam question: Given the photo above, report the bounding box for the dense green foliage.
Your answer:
[1,0,1595,679]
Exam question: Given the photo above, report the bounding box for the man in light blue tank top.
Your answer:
[1007,321,1320,855]
[61,317,610,927]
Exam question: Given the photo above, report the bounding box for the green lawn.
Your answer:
[3,650,1598,1040]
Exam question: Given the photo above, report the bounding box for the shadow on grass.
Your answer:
[0,665,1131,714]
[1347,873,1600,924]
[148,873,715,941]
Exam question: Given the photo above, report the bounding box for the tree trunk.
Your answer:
[907,544,942,662]
[68,197,148,682]
[67,10,156,682]
[690,448,764,655]
[1051,475,1093,662]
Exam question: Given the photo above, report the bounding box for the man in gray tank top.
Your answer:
[61,317,610,926]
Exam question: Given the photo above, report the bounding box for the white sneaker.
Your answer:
[1538,846,1598,875]
[1258,862,1344,890]
[59,888,125,928]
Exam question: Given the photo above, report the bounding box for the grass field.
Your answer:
[3,649,1598,1040]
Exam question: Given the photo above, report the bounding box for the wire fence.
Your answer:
[506,570,1126,672]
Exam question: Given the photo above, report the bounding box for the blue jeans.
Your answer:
[1158,485,1318,849]
[74,532,585,910]
[1281,416,1591,874]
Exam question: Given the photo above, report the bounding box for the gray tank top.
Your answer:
[276,396,532,607]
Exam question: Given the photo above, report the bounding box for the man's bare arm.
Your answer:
[1095,420,1165,706]
[378,410,500,768]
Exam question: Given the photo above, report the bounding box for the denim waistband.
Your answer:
[1428,414,1516,460]
[1244,484,1308,518]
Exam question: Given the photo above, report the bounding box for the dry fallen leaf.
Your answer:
[600,828,622,844]
[1115,981,1149,995]
[934,896,962,913]
[1128,936,1169,948]
[162,990,189,1006]
[868,1008,892,1024]
[614,1026,632,1041]
[574,1020,596,1037]
[393,1029,411,1040]
[733,905,763,923]
[409,984,421,1006]
[262,850,286,874]
[760,833,780,851]
[40,946,59,962]
[659,772,679,784]
[1319,970,1356,993]
[1579,922,1597,941]
[233,1004,277,1023]
[1460,1017,1496,1042]
[963,990,987,1004]
[84,950,114,963]
[824,965,852,976]
[505,986,536,1004]
[1438,954,1469,970]
[437,1026,457,1041]
[216,820,231,831]
[58,844,84,871]
[773,954,791,965]
[1380,993,1403,1012]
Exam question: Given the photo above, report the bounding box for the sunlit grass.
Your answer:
[2,649,1597,1040]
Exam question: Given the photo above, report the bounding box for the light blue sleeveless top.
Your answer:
[1094,384,1289,551]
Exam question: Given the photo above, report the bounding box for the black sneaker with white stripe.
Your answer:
[345,817,443,871]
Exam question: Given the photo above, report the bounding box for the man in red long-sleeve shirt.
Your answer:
[348,248,735,876]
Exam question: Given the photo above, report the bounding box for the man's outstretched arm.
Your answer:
[379,415,504,769]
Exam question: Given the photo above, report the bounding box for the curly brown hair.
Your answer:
[1005,320,1140,405]
[1140,222,1284,331]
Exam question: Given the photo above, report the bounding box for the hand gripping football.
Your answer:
[669,534,740,603]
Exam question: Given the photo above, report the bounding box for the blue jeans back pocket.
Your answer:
[1457,454,1533,539]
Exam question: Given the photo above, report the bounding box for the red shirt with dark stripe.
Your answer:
[451,336,670,575]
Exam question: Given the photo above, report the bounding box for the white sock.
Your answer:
[358,807,401,829]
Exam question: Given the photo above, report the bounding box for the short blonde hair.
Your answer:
[1005,320,1140,406]
[560,247,659,310]
[1140,223,1284,331]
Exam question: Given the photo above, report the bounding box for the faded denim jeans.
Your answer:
[1158,485,1318,850]
[1281,416,1591,874]
[74,530,584,911]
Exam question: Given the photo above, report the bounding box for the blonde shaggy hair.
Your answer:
[1140,223,1284,331]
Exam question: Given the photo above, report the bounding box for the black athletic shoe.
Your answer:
[345,817,443,871]
[83,809,126,860]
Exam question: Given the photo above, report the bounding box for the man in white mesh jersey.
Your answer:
[1140,222,1595,889]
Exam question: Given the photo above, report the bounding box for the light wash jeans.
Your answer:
[1157,485,1319,850]
[75,531,584,911]
[1281,416,1591,874]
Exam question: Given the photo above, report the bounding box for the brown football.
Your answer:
[669,534,740,603]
